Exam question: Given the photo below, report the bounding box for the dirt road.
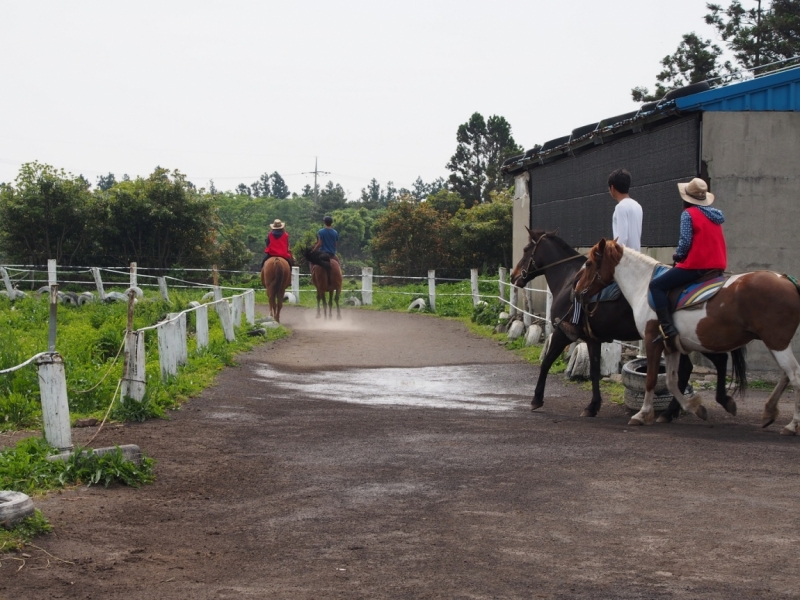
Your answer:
[2,306,799,599]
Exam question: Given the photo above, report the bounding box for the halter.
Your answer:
[520,232,585,281]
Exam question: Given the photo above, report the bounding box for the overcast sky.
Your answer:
[1,1,732,199]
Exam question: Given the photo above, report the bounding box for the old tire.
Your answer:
[622,358,669,396]
[0,491,35,528]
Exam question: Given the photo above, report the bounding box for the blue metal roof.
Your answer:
[676,66,800,112]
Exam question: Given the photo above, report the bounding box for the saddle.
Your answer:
[647,265,727,312]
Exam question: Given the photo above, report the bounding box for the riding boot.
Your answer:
[556,319,580,342]
[653,307,679,347]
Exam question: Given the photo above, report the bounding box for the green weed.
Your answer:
[0,510,52,552]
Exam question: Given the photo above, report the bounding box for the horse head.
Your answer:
[574,238,623,300]
[511,227,557,287]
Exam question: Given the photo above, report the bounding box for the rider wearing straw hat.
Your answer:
[261,219,295,270]
[650,177,727,346]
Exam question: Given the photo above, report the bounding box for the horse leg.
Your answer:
[335,289,341,320]
[581,340,603,418]
[657,353,694,423]
[316,291,322,318]
[663,351,708,422]
[275,298,282,323]
[767,348,800,435]
[762,373,789,428]
[629,336,662,426]
[532,328,570,410]
[705,352,737,416]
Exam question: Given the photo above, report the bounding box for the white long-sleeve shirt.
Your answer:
[612,197,643,251]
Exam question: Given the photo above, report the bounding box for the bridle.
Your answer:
[520,232,585,281]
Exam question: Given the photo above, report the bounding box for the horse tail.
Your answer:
[268,258,284,302]
[730,347,748,398]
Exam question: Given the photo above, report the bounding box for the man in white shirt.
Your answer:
[609,169,642,251]
[560,168,642,341]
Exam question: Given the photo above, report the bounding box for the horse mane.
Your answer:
[531,228,580,257]
[302,247,332,284]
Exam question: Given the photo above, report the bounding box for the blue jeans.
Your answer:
[649,267,707,311]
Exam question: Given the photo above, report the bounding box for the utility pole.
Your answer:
[302,157,330,205]
[755,0,762,70]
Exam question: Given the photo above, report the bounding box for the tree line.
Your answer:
[0,111,521,276]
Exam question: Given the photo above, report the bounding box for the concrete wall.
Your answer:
[703,111,800,371]
[512,172,530,268]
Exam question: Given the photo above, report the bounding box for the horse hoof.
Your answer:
[695,405,708,421]
[780,427,797,436]
[724,396,737,416]
[762,417,776,429]
[580,409,597,418]
[628,417,644,426]
[656,414,673,424]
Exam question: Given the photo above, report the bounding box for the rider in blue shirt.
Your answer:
[313,215,339,264]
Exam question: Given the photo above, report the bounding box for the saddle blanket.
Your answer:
[647,264,727,311]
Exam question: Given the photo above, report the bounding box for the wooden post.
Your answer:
[522,282,532,327]
[121,331,146,402]
[36,353,72,451]
[244,289,255,325]
[231,295,244,327]
[361,267,373,305]
[91,267,107,301]
[291,267,300,304]
[129,262,137,288]
[470,269,479,306]
[213,286,223,302]
[171,312,188,367]
[212,264,219,286]
[121,286,137,387]
[157,318,179,380]
[217,301,236,342]
[158,277,170,303]
[195,304,209,350]
[48,260,58,352]
[509,277,517,317]
[545,285,553,338]
[0,267,16,299]
[499,267,507,314]
[428,270,436,312]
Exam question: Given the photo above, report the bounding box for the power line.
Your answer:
[301,157,330,204]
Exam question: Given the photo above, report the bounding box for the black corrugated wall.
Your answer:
[528,115,700,247]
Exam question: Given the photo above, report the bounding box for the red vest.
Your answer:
[264,231,292,260]
[676,207,727,270]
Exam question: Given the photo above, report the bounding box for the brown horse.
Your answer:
[260,256,292,323]
[303,248,342,320]
[575,238,800,434]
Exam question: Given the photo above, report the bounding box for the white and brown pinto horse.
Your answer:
[575,238,800,434]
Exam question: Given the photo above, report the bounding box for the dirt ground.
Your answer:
[2,305,800,599]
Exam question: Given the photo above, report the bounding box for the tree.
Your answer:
[318,181,348,215]
[236,183,252,197]
[706,0,800,71]
[450,189,513,271]
[251,173,271,198]
[271,172,290,199]
[370,199,454,276]
[411,176,446,202]
[446,113,522,208]
[97,173,116,191]
[0,162,94,265]
[426,189,465,218]
[360,178,383,208]
[632,33,731,102]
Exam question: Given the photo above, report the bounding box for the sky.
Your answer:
[0,1,735,199]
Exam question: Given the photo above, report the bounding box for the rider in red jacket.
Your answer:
[650,178,727,346]
[261,219,295,270]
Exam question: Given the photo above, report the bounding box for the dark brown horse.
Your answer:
[260,256,292,323]
[511,228,744,420]
[574,239,800,433]
[303,249,342,320]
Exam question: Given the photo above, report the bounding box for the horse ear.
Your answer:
[525,225,532,239]
[594,238,606,259]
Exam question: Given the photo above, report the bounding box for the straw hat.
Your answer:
[270,219,285,230]
[677,178,715,206]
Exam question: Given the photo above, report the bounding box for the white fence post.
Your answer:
[213,286,223,303]
[157,315,185,380]
[244,289,255,325]
[232,295,244,328]
[129,262,137,288]
[523,282,532,327]
[173,312,188,367]
[218,301,236,342]
[470,269,479,306]
[0,267,17,299]
[36,353,72,451]
[91,267,107,301]
[509,276,517,317]
[158,277,170,303]
[48,260,58,352]
[545,285,553,338]
[498,267,507,313]
[291,267,300,304]
[121,331,146,402]
[361,267,373,305]
[195,304,209,350]
[428,270,436,312]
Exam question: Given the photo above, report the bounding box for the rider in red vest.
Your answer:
[650,178,727,346]
[261,219,295,270]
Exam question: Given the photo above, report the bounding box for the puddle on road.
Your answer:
[253,364,525,411]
